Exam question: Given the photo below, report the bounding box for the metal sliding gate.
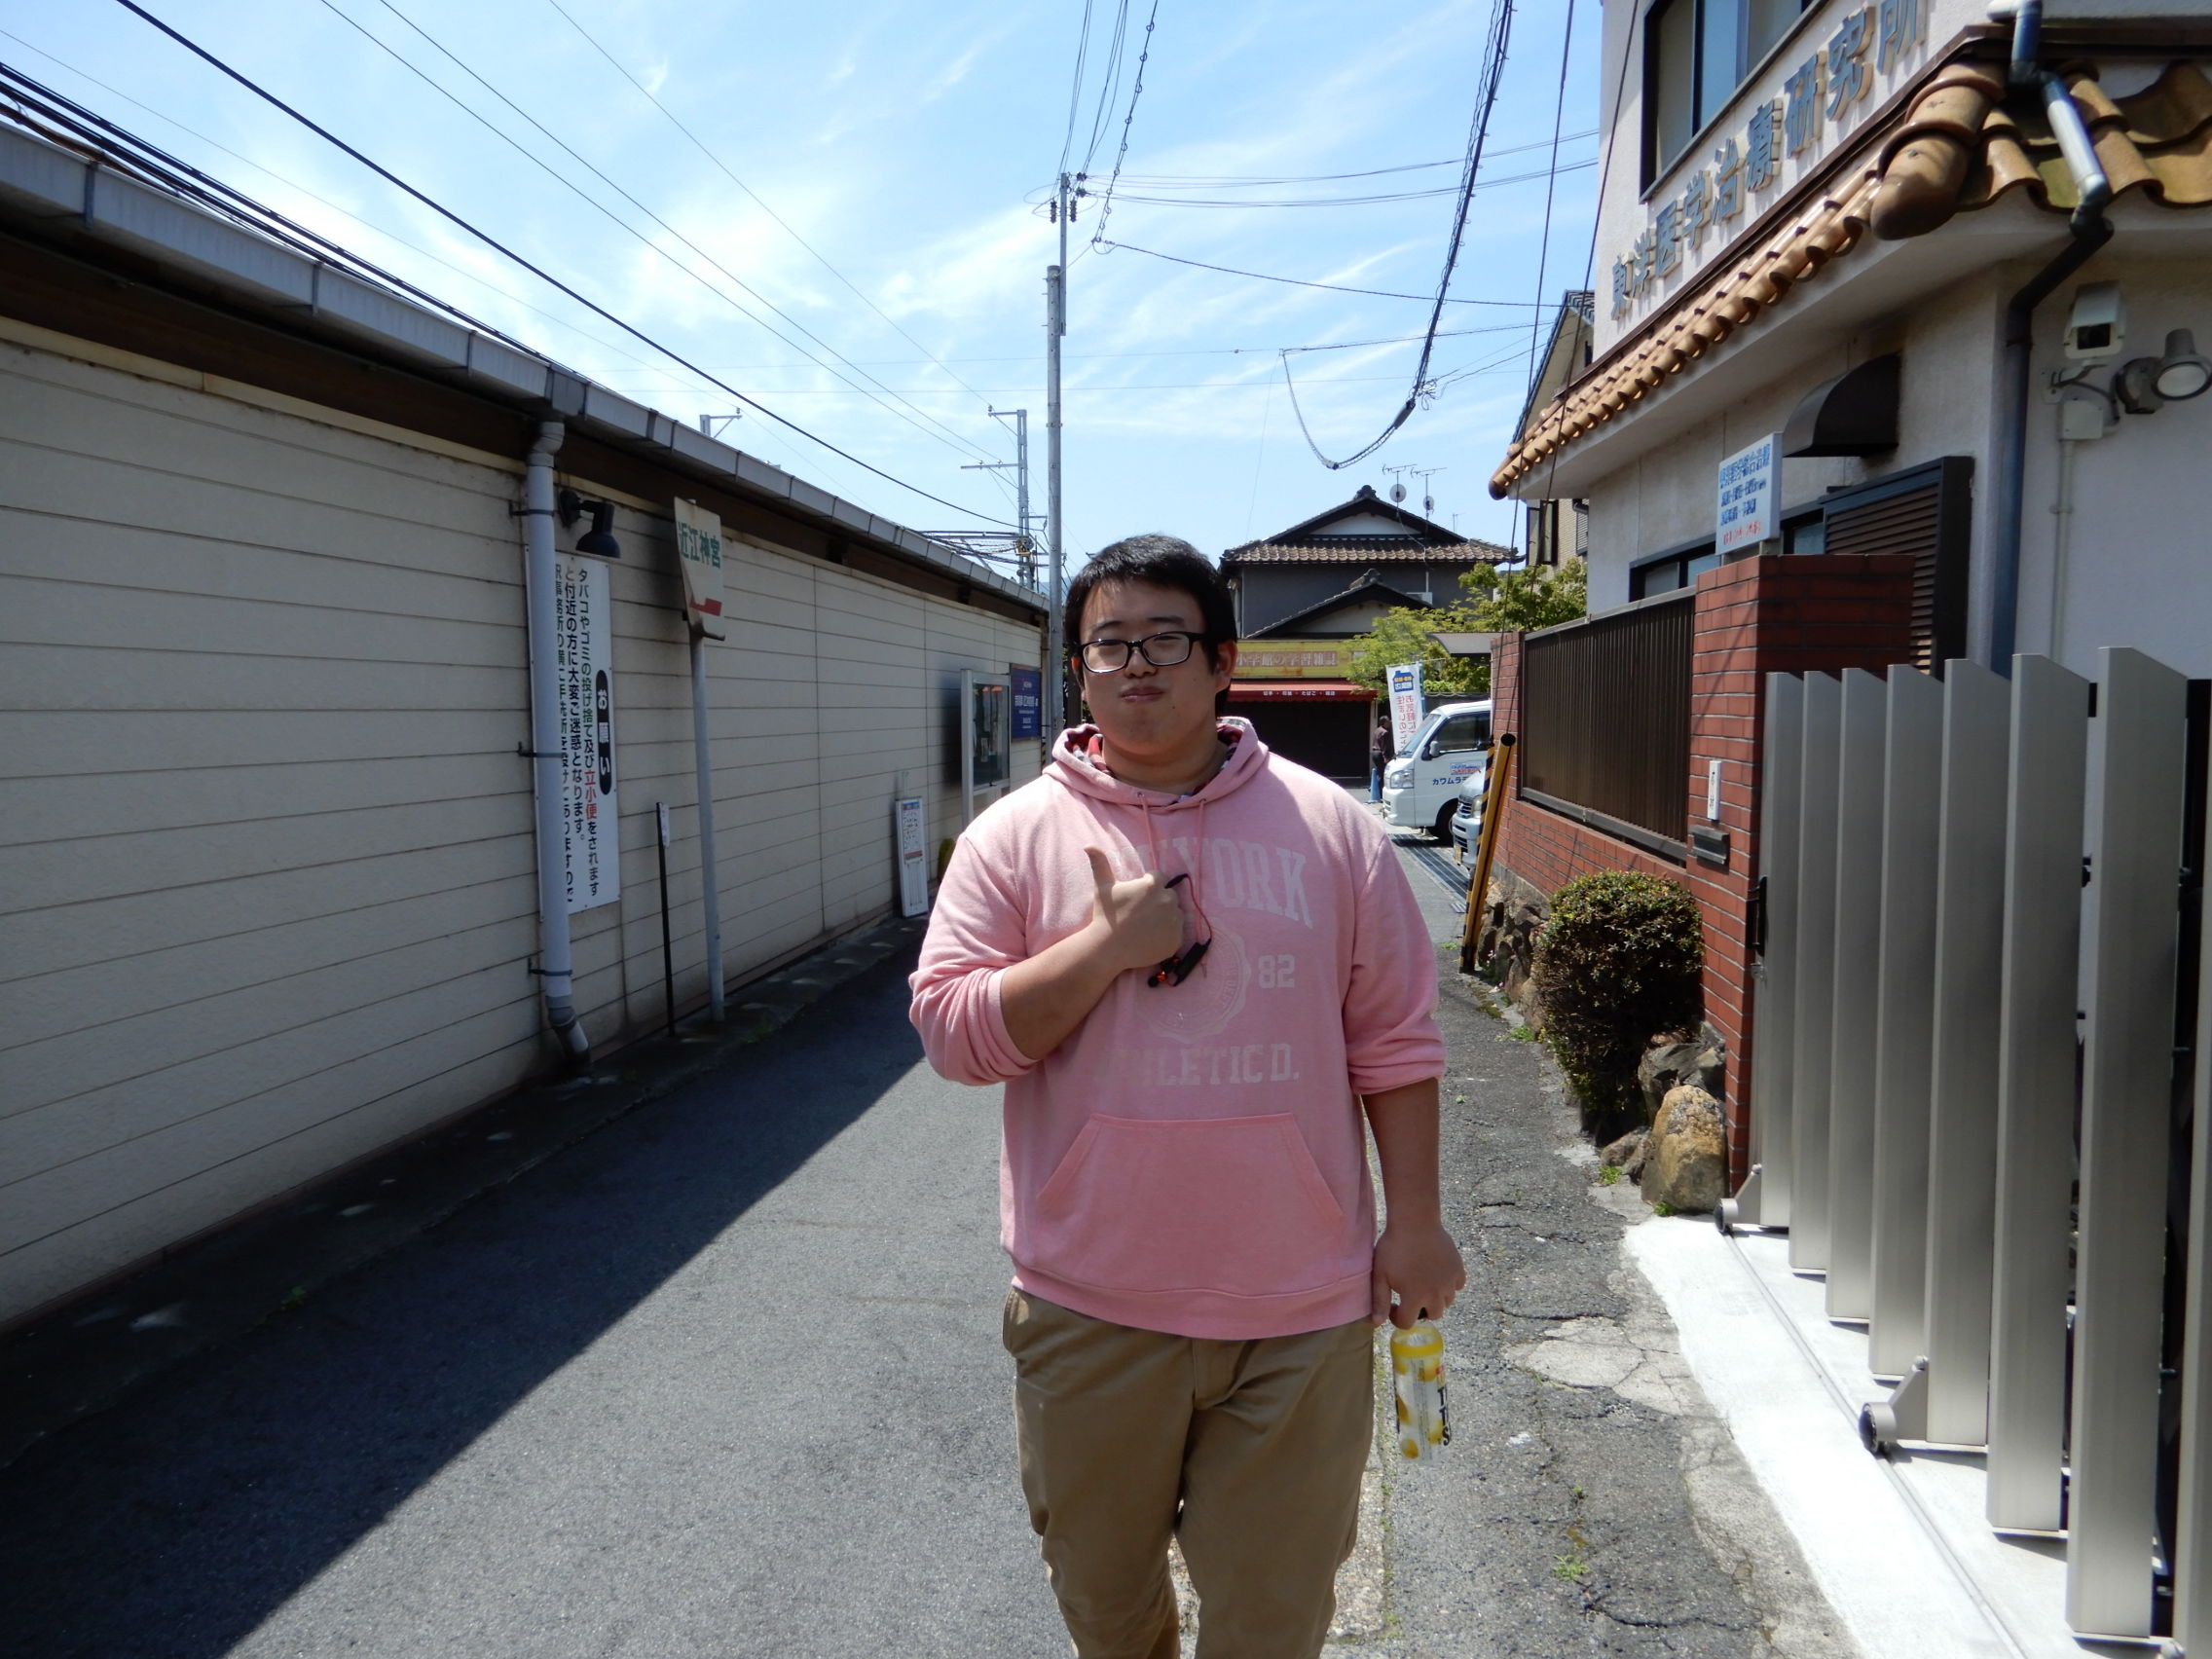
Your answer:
[1734,650,2212,1647]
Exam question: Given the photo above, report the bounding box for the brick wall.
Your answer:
[1490,553,1918,1186]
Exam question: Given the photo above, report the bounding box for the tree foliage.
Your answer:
[1339,559,1588,699]
[1342,600,1493,700]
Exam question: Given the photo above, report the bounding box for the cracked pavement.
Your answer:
[1356,852,1856,1658]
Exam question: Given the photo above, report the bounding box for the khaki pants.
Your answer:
[1002,1290,1374,1659]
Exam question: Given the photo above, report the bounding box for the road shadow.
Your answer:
[0,953,929,1659]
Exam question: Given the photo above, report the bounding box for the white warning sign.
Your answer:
[556,553,620,912]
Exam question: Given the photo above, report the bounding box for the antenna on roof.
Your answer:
[1382,462,1413,504]
[1413,466,1447,518]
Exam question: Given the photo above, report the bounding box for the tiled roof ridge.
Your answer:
[1224,537,1515,563]
[1490,56,2212,498]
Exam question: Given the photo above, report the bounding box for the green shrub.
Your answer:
[1530,871,1703,1124]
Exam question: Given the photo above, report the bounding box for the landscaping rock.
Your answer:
[1598,1127,1648,1182]
[1637,1038,1708,1120]
[1694,1022,1727,1095]
[1475,871,1549,1022]
[1641,1085,1726,1214]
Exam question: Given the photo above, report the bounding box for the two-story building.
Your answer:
[1477,15,2212,1639]
[1220,486,1511,780]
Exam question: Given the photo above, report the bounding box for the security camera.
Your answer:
[2064,282,2127,362]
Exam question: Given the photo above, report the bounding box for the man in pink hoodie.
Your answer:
[911,535,1463,1658]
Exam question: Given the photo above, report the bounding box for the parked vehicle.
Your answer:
[1449,772,1486,855]
[1382,699,1492,841]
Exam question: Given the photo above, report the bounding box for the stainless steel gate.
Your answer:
[1735,650,2201,1645]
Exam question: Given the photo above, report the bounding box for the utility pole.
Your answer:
[959,408,1036,589]
[1045,171,1071,739]
[990,408,1035,587]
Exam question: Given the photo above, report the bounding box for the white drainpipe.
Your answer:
[523,419,591,1063]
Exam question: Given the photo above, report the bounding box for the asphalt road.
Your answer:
[1,840,1846,1658]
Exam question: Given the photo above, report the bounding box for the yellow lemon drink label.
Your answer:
[1388,1320,1450,1459]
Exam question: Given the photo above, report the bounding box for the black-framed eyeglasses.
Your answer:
[1074,631,1204,674]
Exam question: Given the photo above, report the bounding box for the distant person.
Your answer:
[1370,712,1394,802]
[910,535,1462,1659]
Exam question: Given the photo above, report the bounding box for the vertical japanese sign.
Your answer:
[556,553,620,911]
[1716,433,1779,553]
[672,498,725,640]
[1388,663,1424,753]
[1010,665,1042,740]
[895,796,929,917]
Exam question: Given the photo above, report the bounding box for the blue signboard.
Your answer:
[1011,665,1042,740]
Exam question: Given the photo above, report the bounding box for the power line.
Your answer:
[0,34,677,378]
[0,58,846,486]
[105,0,1013,527]
[1101,158,1592,209]
[1522,0,1576,390]
[1282,0,1518,469]
[532,0,1006,423]
[1087,0,1161,247]
[1094,240,1550,307]
[316,0,997,468]
[1079,0,1135,174]
[1111,129,1596,187]
[1056,0,1098,176]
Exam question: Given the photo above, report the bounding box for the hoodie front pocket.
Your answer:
[1027,1114,1351,1298]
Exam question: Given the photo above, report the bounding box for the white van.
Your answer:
[1382,700,1493,840]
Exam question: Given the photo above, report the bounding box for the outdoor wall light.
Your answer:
[2153,329,2212,401]
[557,488,622,559]
[2114,330,2212,415]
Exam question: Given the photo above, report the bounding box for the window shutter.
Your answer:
[1817,457,1972,671]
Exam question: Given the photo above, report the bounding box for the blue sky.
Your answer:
[2,0,1599,570]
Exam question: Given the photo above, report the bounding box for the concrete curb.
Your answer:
[0,913,927,1470]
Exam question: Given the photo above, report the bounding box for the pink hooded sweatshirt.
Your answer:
[909,718,1445,1340]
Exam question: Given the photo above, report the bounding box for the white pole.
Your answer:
[522,420,588,1063]
[689,630,724,1021]
[1045,172,1069,739]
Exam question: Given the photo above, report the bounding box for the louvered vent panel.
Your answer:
[1824,482,1941,670]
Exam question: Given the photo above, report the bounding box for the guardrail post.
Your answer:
[1988,654,2091,1531]
[1791,673,1842,1274]
[1827,667,1888,1322]
[1922,659,2013,1447]
[2067,647,2188,1640]
[1869,666,1942,1379]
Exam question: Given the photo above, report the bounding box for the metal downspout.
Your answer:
[1987,0,2113,670]
[523,419,591,1064]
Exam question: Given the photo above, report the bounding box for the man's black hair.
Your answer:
[1062,535,1237,668]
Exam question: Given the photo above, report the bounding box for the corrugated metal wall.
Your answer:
[0,330,1042,1325]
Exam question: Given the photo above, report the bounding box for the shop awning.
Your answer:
[1227,679,1372,701]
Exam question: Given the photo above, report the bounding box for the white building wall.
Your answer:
[1582,274,2007,612]
[2011,257,2212,679]
[0,324,1041,1325]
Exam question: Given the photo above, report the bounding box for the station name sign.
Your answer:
[1610,0,1928,321]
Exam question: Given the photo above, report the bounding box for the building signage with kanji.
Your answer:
[1610,0,1928,320]
[672,498,725,641]
[1010,665,1042,739]
[1235,641,1350,680]
[555,553,619,912]
[1716,433,1780,553]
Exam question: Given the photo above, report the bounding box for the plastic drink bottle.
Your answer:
[1389,1320,1450,1459]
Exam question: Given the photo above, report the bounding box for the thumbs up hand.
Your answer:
[1083,847,1186,975]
